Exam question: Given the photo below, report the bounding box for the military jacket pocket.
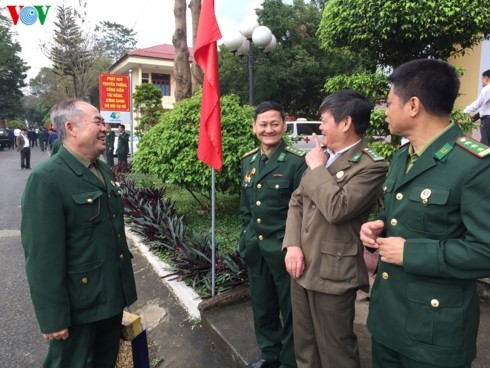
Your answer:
[265,179,290,206]
[72,190,104,226]
[67,260,107,312]
[406,185,450,235]
[406,282,463,349]
[320,241,358,284]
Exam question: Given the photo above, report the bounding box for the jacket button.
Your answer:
[119,253,124,259]
[256,201,261,206]
[81,277,88,284]
[87,198,93,204]
[275,184,279,189]
[390,218,398,226]
[396,193,403,200]
[258,235,264,240]
[431,299,440,308]
[382,272,389,280]
[257,218,262,224]
[257,184,262,189]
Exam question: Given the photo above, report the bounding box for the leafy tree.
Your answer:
[48,4,95,97]
[94,21,137,63]
[219,0,375,117]
[318,0,490,68]
[22,95,44,127]
[132,83,164,138]
[0,14,28,122]
[132,90,255,207]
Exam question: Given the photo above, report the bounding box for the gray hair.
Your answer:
[49,98,85,140]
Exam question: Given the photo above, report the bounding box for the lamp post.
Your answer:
[223,17,277,105]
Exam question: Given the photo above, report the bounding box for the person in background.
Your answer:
[361,59,490,368]
[47,128,59,154]
[283,90,388,368]
[21,98,137,368]
[116,124,129,165]
[16,128,31,170]
[104,120,115,166]
[239,101,307,368]
[38,128,46,151]
[463,69,490,145]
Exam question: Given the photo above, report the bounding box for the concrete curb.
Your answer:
[125,228,202,320]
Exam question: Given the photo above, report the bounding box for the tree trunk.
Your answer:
[189,0,203,93]
[172,0,192,101]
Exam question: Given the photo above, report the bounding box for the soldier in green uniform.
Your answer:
[240,101,307,368]
[104,121,115,166]
[361,59,490,367]
[116,124,129,165]
[21,98,137,368]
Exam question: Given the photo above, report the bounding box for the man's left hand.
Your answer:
[377,237,405,266]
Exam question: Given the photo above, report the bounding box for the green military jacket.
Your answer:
[21,146,137,333]
[239,140,307,273]
[116,131,129,156]
[368,124,490,366]
[106,130,115,151]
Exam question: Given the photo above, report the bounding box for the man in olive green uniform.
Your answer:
[21,98,137,368]
[104,121,115,166]
[116,124,129,165]
[240,101,307,368]
[361,59,490,367]
[284,90,388,368]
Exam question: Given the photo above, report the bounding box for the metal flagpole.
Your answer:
[211,168,216,297]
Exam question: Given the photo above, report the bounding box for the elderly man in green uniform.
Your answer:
[104,120,115,166]
[116,123,129,165]
[240,101,307,368]
[361,59,490,368]
[21,98,137,368]
[284,90,388,368]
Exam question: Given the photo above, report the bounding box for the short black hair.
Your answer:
[389,59,460,116]
[118,124,125,130]
[318,90,372,135]
[254,101,285,121]
[482,69,490,78]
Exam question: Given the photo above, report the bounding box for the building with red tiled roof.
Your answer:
[110,44,194,109]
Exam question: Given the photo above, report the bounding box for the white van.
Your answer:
[286,119,321,151]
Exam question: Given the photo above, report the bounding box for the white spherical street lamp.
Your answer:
[224,16,276,105]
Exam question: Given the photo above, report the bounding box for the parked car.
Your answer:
[286,119,321,151]
[0,127,10,150]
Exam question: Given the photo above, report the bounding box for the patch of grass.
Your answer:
[164,185,240,256]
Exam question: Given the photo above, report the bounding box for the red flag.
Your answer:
[194,0,222,170]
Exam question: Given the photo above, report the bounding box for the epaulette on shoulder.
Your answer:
[285,146,306,157]
[363,147,385,161]
[241,147,259,159]
[455,136,490,158]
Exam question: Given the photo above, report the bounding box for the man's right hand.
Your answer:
[43,328,69,341]
[305,133,327,170]
[285,246,305,279]
[360,220,385,249]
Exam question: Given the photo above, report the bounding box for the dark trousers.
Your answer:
[117,153,128,165]
[371,338,471,368]
[106,149,114,166]
[42,313,123,368]
[248,263,296,368]
[291,282,359,368]
[20,147,31,169]
[480,116,490,146]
